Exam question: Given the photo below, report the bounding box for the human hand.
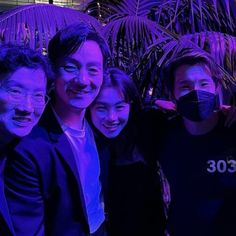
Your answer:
[154,100,176,111]
[221,105,236,127]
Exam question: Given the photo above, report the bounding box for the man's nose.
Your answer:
[193,84,201,91]
[15,95,34,113]
[73,70,89,86]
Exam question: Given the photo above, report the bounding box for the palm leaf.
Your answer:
[86,0,162,22]
[152,0,236,35]
[101,0,176,72]
[107,0,160,19]
[103,16,175,72]
[134,31,236,100]
[0,4,101,52]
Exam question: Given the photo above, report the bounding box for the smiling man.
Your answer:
[0,46,49,143]
[5,22,110,236]
[0,44,50,236]
[0,67,48,139]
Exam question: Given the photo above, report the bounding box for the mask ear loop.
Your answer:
[214,83,223,112]
[214,94,221,112]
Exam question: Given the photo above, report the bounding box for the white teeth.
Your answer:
[69,89,90,94]
[104,124,119,129]
[13,117,31,122]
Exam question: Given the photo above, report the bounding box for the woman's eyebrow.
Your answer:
[94,101,107,105]
[115,100,127,105]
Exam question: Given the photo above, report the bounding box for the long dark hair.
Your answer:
[89,67,144,164]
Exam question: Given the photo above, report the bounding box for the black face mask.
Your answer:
[176,90,217,122]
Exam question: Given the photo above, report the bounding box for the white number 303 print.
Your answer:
[207,160,236,173]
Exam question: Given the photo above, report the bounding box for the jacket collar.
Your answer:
[39,104,89,230]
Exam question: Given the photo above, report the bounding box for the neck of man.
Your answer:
[183,112,219,135]
[54,102,86,131]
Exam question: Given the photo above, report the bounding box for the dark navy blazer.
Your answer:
[0,156,14,236]
[4,105,90,236]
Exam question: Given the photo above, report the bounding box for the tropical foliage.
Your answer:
[0,0,236,102]
[0,4,101,53]
[87,0,236,101]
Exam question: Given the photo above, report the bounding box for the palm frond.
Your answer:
[134,31,236,100]
[87,0,167,28]
[152,0,236,35]
[101,0,179,72]
[113,0,159,17]
[103,14,176,72]
[0,4,101,52]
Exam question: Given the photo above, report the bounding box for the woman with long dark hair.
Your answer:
[89,67,169,236]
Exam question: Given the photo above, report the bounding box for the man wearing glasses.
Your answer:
[5,22,110,236]
[0,44,50,235]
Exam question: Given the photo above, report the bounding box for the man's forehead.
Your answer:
[174,63,212,80]
[4,67,47,87]
[74,40,102,54]
[61,41,103,65]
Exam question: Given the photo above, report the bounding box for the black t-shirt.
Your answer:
[159,113,236,236]
[93,110,167,236]
[137,109,168,164]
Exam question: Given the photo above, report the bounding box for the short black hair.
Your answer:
[48,22,110,68]
[0,44,51,81]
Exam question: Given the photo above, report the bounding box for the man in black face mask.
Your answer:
[158,48,236,236]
